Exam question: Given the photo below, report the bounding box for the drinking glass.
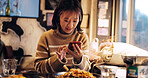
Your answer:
[2,59,18,76]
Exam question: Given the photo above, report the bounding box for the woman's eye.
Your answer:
[64,20,68,22]
[73,21,77,22]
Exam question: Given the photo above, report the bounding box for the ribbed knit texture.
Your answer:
[34,28,90,73]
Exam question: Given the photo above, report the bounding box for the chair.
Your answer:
[4,46,14,59]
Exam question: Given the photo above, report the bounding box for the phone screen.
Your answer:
[68,41,81,51]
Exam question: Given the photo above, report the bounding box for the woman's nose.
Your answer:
[68,21,73,27]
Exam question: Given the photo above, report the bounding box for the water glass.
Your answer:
[100,65,110,78]
[2,59,18,76]
[99,65,118,78]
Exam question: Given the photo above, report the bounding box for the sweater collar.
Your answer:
[54,26,77,38]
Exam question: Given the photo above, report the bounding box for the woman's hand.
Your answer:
[56,46,67,60]
[67,44,83,63]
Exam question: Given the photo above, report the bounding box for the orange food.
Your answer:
[58,69,96,78]
[3,74,26,78]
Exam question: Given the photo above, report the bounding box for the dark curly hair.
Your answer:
[51,0,83,31]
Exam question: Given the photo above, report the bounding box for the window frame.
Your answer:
[114,0,135,44]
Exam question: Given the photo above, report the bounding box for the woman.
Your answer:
[34,0,91,74]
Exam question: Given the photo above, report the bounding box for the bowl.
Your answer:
[121,56,136,65]
[121,56,148,65]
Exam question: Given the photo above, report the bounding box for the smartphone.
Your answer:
[68,41,82,51]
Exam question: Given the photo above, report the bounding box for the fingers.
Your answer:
[66,44,83,60]
[64,47,70,54]
[75,44,81,53]
[58,46,67,53]
[72,44,79,54]
[56,51,63,60]
[56,51,60,56]
[57,46,67,60]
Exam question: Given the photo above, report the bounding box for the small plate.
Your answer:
[53,72,67,77]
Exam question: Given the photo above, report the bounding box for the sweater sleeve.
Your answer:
[34,33,65,73]
[74,55,91,71]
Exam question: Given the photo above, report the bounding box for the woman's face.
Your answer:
[60,11,80,34]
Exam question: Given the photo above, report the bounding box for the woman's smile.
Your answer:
[65,27,73,31]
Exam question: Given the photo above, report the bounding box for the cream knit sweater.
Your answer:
[34,29,90,73]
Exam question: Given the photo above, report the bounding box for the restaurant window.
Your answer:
[117,0,148,51]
